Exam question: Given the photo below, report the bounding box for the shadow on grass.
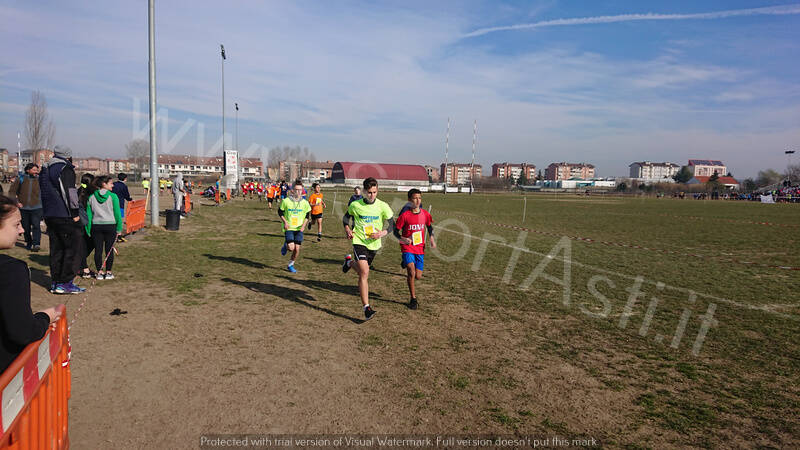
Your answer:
[273,274,406,306]
[203,253,266,269]
[29,267,52,290]
[28,253,49,266]
[257,233,287,239]
[221,277,363,324]
[306,257,404,278]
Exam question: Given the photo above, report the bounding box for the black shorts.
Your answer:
[311,213,323,220]
[268,197,274,203]
[353,244,377,266]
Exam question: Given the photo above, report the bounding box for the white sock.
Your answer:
[364,304,370,310]
[288,260,295,266]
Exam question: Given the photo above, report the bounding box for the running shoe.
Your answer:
[65,282,86,294]
[96,272,105,280]
[51,283,67,295]
[342,254,353,273]
[287,265,297,273]
[364,306,376,320]
[104,272,115,280]
[409,298,418,310]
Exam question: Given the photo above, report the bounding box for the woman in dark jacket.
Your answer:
[0,195,60,373]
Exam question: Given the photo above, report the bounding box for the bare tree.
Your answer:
[268,145,316,180]
[24,90,56,151]
[785,163,800,184]
[126,139,150,181]
[756,169,783,187]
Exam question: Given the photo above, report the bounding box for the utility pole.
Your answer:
[147,0,159,224]
[443,117,450,195]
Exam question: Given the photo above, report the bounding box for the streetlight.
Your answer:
[235,102,239,150]
[17,131,21,174]
[147,0,159,224]
[220,44,226,153]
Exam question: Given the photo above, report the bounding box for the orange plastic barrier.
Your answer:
[125,199,147,234]
[0,304,70,449]
[226,189,231,201]
[183,194,192,214]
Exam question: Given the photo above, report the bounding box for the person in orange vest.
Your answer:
[266,183,277,210]
[307,183,326,242]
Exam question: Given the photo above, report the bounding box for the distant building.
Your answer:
[424,165,440,182]
[278,160,334,182]
[142,154,263,179]
[107,159,135,174]
[687,175,740,190]
[20,149,54,168]
[688,159,726,177]
[440,163,482,186]
[491,162,536,181]
[73,157,107,175]
[629,161,680,180]
[545,162,595,181]
[332,162,428,187]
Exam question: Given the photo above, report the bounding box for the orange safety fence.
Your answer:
[125,199,147,234]
[183,194,192,214]
[0,304,70,449]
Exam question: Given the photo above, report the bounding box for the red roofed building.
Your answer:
[332,162,428,187]
[687,175,740,189]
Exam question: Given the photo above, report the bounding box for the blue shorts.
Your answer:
[284,230,304,245]
[401,252,424,271]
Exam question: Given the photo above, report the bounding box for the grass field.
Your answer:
[14,190,800,448]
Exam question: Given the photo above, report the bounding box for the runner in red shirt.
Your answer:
[394,188,435,310]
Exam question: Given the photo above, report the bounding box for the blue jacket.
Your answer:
[112,181,133,211]
[39,157,78,220]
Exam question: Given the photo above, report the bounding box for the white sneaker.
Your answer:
[104,272,115,280]
[96,273,105,280]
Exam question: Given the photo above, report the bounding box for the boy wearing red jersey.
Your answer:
[394,188,435,310]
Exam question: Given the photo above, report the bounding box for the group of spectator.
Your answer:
[2,147,129,294]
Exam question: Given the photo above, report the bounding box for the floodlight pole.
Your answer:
[235,102,239,151]
[17,131,21,173]
[443,117,450,195]
[221,44,226,155]
[147,0,159,224]
[470,119,476,195]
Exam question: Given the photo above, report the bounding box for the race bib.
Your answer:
[291,217,300,227]
[315,198,322,205]
[412,231,423,246]
[363,224,376,236]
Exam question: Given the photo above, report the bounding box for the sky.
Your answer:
[1,0,799,177]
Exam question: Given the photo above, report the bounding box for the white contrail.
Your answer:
[463,4,800,38]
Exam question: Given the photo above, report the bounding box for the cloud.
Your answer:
[463,4,800,38]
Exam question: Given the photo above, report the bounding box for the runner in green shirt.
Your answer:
[278,180,311,273]
[341,177,395,320]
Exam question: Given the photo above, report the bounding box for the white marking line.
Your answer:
[435,226,799,321]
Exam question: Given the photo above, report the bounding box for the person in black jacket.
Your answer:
[0,195,61,373]
[39,146,85,295]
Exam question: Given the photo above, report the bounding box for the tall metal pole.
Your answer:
[147,0,159,225]
[16,131,21,173]
[221,45,226,155]
[444,117,450,195]
[470,119,476,195]
[235,103,239,151]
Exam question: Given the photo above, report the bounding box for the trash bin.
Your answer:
[165,209,181,231]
